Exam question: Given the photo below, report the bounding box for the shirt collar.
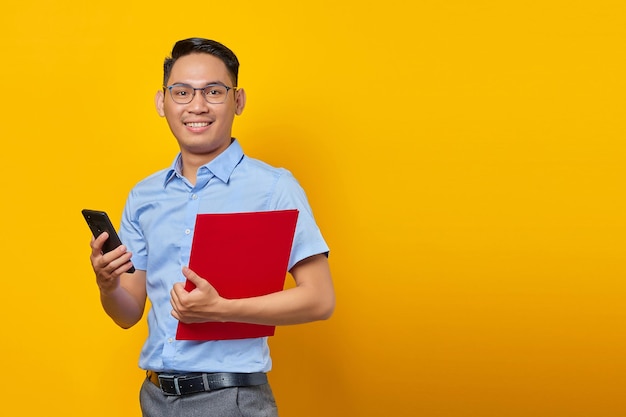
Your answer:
[163,138,244,187]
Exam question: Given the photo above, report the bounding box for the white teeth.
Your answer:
[186,122,209,127]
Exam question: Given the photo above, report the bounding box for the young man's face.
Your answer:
[155,53,245,161]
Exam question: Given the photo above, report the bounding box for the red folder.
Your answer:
[175,209,299,341]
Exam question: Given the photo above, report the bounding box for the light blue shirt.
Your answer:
[119,139,329,373]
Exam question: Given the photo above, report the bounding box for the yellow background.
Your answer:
[1,1,625,416]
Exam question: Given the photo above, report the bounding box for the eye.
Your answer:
[204,85,226,96]
[171,85,192,97]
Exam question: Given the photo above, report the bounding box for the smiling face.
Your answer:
[155,53,246,166]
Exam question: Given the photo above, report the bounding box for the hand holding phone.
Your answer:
[82,209,135,273]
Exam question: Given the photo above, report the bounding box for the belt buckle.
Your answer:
[157,373,182,396]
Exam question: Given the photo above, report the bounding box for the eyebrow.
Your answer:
[168,80,230,87]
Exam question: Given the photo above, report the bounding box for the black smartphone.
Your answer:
[82,209,135,273]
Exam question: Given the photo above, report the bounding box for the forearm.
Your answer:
[221,283,335,326]
[217,254,335,326]
[100,284,145,329]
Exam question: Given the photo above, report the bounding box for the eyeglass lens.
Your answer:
[169,84,230,104]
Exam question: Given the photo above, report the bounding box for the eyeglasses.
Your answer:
[165,83,237,104]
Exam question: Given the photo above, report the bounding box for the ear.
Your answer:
[155,90,165,117]
[234,88,246,116]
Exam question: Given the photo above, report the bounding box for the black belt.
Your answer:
[147,370,267,396]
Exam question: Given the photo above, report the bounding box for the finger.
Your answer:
[101,246,132,269]
[170,290,179,311]
[90,231,109,253]
[93,247,132,279]
[182,266,207,289]
[170,287,186,320]
[170,283,184,306]
[113,260,135,276]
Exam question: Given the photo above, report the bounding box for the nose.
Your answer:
[187,90,210,113]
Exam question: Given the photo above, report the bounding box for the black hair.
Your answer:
[163,38,239,87]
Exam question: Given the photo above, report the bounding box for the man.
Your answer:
[89,37,335,417]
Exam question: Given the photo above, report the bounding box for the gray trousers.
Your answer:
[140,377,279,417]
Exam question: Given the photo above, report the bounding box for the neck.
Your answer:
[180,155,206,186]
[179,138,234,185]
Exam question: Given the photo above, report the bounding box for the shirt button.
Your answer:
[185,229,191,235]
[191,194,198,200]
[168,338,173,343]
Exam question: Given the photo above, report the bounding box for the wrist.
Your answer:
[98,277,121,297]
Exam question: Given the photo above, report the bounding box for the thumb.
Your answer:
[182,266,206,288]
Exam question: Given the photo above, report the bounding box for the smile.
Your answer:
[185,122,211,128]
